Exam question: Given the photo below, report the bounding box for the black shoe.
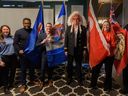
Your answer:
[4,88,11,94]
[104,88,112,92]
[0,83,2,87]
[78,82,83,86]
[89,84,98,89]
[120,89,128,94]
[66,79,72,85]
[78,80,83,86]
[9,83,17,89]
[91,86,98,90]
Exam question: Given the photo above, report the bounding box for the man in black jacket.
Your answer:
[14,18,37,93]
[64,11,87,85]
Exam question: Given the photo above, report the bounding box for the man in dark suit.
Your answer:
[64,11,87,85]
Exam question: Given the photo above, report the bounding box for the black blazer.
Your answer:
[64,25,87,55]
[36,32,47,52]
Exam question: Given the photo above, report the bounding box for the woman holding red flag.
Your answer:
[90,20,116,91]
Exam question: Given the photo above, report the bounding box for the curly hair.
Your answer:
[67,11,87,27]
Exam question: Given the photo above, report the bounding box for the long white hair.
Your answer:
[67,11,87,27]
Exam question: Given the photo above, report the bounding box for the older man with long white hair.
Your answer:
[64,11,88,85]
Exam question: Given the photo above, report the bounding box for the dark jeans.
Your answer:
[123,64,128,92]
[67,48,83,82]
[19,55,36,85]
[0,67,9,88]
[0,54,17,88]
[91,56,114,89]
[40,51,53,81]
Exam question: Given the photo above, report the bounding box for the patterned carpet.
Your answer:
[0,64,126,96]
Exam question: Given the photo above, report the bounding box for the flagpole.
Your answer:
[63,0,65,4]
[41,0,44,5]
[122,0,125,27]
[111,0,112,9]
[63,1,66,31]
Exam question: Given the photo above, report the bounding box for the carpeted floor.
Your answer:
[0,64,126,96]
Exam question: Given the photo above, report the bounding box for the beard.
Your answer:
[24,26,31,29]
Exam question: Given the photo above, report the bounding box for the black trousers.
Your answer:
[40,51,53,82]
[0,54,17,88]
[67,48,83,82]
[19,55,36,85]
[91,56,114,89]
[123,64,128,92]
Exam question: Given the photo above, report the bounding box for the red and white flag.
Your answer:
[112,23,127,75]
[88,0,110,68]
[109,7,127,75]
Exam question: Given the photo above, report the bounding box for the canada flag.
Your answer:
[88,0,110,68]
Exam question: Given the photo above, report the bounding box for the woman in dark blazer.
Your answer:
[64,11,87,85]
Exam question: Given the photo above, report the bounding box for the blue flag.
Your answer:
[57,2,65,19]
[47,2,67,67]
[24,3,44,54]
[55,2,66,31]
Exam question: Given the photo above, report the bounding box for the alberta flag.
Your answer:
[54,2,66,32]
[24,3,44,64]
[24,3,44,54]
[47,2,67,67]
